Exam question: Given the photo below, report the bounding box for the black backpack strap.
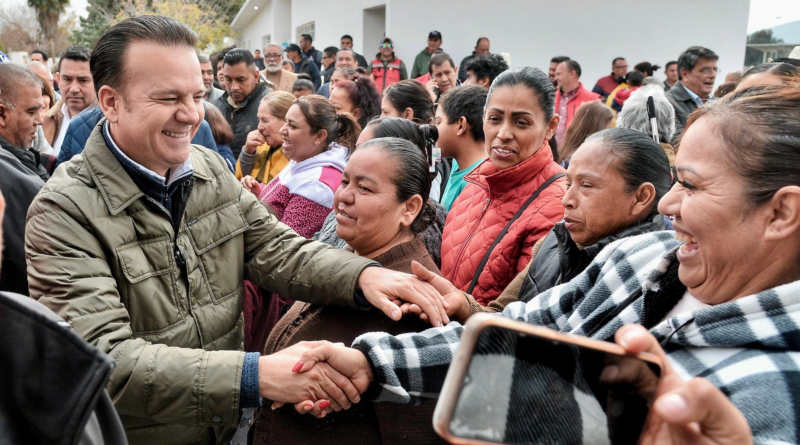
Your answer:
[466,172,566,295]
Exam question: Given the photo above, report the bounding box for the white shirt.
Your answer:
[662,290,710,322]
[52,102,73,157]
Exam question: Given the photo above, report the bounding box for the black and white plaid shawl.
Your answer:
[352,231,800,444]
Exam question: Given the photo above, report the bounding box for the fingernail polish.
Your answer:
[304,402,313,410]
[320,411,326,418]
[319,400,331,410]
[291,361,304,372]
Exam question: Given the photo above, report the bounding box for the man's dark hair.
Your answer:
[323,46,338,58]
[665,60,678,69]
[292,79,314,92]
[301,33,313,44]
[564,59,582,77]
[428,51,454,75]
[475,37,489,47]
[464,54,508,85]
[612,57,626,66]
[0,63,43,109]
[32,49,48,61]
[91,16,196,94]
[438,84,488,142]
[224,48,255,69]
[677,46,718,78]
[551,55,570,64]
[341,34,353,42]
[58,45,91,71]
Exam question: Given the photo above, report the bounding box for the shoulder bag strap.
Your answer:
[466,172,566,295]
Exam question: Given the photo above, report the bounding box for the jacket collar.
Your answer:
[83,118,211,215]
[0,133,47,181]
[467,139,556,195]
[580,213,666,257]
[668,81,696,102]
[222,81,268,110]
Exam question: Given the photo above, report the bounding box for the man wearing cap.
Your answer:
[285,43,321,90]
[369,37,407,92]
[411,31,443,78]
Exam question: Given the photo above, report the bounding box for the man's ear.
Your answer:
[479,76,491,88]
[55,72,61,84]
[456,116,469,137]
[98,85,123,124]
[0,104,8,128]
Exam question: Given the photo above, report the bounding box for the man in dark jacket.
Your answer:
[300,33,323,69]
[285,44,321,90]
[0,64,49,296]
[458,37,490,83]
[340,34,369,69]
[665,46,718,143]
[321,46,338,84]
[213,48,271,158]
[411,31,443,78]
[592,57,627,99]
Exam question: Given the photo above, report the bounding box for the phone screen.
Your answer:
[449,326,661,445]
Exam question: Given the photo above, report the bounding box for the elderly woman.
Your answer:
[617,85,677,164]
[418,128,669,321]
[295,85,800,444]
[442,67,566,306]
[250,137,445,445]
[236,91,294,182]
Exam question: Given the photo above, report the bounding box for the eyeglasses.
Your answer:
[695,67,719,75]
[380,43,393,49]
[264,53,282,60]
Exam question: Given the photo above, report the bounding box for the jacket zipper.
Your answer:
[450,186,491,281]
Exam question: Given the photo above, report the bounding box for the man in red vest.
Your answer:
[369,37,407,92]
[553,59,600,144]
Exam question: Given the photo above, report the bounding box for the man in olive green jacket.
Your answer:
[25,16,447,445]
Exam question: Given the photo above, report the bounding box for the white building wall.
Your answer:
[235,0,749,88]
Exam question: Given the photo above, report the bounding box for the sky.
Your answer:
[747,0,800,32]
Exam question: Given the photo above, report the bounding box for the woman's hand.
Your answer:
[241,175,261,195]
[614,324,754,445]
[357,266,450,327]
[405,260,471,322]
[244,129,265,155]
[272,342,374,418]
[258,341,363,412]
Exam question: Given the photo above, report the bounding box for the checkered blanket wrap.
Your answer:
[352,231,800,444]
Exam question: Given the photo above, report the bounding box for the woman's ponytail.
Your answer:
[418,124,439,174]
[335,112,361,152]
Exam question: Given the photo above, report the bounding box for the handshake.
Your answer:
[257,340,374,418]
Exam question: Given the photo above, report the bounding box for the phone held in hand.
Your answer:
[433,314,662,445]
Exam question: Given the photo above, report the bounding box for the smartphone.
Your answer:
[433,314,662,445]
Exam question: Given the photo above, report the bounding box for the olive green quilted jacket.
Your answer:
[25,125,374,444]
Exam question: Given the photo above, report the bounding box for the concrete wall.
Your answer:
[236,0,750,88]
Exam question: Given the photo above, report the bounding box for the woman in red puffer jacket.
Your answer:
[439,67,567,305]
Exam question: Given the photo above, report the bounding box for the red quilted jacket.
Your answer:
[441,141,566,305]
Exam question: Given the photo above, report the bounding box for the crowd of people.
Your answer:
[1,12,800,445]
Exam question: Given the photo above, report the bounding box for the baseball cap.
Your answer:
[380,37,394,48]
[284,43,302,53]
[428,31,442,40]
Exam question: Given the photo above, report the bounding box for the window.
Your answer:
[262,34,271,50]
[296,22,315,43]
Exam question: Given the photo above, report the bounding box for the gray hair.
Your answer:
[0,63,42,109]
[197,54,210,64]
[616,85,676,143]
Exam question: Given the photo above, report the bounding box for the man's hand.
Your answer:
[244,129,265,155]
[275,342,374,418]
[402,260,471,322]
[425,79,439,102]
[357,266,450,327]
[258,341,362,412]
[614,325,754,445]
